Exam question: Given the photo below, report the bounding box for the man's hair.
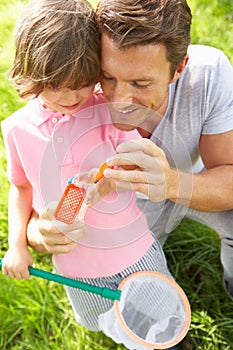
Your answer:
[9,0,100,98]
[96,0,192,77]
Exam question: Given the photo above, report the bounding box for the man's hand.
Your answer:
[103,138,179,203]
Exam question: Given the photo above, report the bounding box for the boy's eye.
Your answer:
[47,85,61,92]
[76,83,92,90]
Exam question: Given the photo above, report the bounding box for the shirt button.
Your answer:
[57,137,64,143]
[52,117,58,123]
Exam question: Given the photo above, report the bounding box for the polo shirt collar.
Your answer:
[29,95,95,127]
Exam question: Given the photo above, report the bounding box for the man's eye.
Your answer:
[101,72,114,80]
[133,82,150,89]
[103,75,113,80]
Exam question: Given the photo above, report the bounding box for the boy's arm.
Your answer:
[2,182,34,280]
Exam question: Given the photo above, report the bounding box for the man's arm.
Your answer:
[103,134,233,212]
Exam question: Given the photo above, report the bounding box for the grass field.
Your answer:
[0,0,233,349]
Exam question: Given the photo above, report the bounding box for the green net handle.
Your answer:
[0,258,121,301]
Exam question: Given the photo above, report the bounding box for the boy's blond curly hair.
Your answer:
[9,0,100,98]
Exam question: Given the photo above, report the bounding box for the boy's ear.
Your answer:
[170,55,189,83]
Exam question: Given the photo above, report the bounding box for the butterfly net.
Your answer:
[98,272,191,350]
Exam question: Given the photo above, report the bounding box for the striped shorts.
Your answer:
[63,239,172,331]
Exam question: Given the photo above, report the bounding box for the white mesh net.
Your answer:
[98,272,190,349]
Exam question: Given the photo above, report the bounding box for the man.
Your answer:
[27,0,233,298]
[94,0,233,302]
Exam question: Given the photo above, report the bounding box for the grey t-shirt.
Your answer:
[150,45,233,174]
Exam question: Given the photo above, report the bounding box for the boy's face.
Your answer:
[100,33,179,133]
[39,85,95,114]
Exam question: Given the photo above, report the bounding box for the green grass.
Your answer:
[189,0,233,61]
[0,0,233,349]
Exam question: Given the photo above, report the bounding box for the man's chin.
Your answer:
[113,122,137,131]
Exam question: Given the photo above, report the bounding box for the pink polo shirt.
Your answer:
[2,94,153,278]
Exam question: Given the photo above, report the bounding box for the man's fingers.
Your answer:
[115,180,148,194]
[116,139,162,157]
[104,168,143,182]
[104,167,163,186]
[107,151,163,171]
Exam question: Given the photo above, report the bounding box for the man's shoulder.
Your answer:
[187,44,229,68]
[179,44,233,91]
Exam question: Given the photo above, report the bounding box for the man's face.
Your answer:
[101,33,174,133]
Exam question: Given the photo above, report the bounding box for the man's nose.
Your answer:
[111,83,133,104]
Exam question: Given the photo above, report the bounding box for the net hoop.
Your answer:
[114,271,191,349]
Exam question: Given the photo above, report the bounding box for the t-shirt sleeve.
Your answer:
[1,119,28,185]
[202,51,233,134]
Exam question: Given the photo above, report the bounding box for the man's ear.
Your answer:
[170,55,189,83]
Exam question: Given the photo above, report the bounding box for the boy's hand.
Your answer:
[85,177,115,206]
[76,167,116,206]
[27,206,86,254]
[84,164,139,206]
[2,247,33,280]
